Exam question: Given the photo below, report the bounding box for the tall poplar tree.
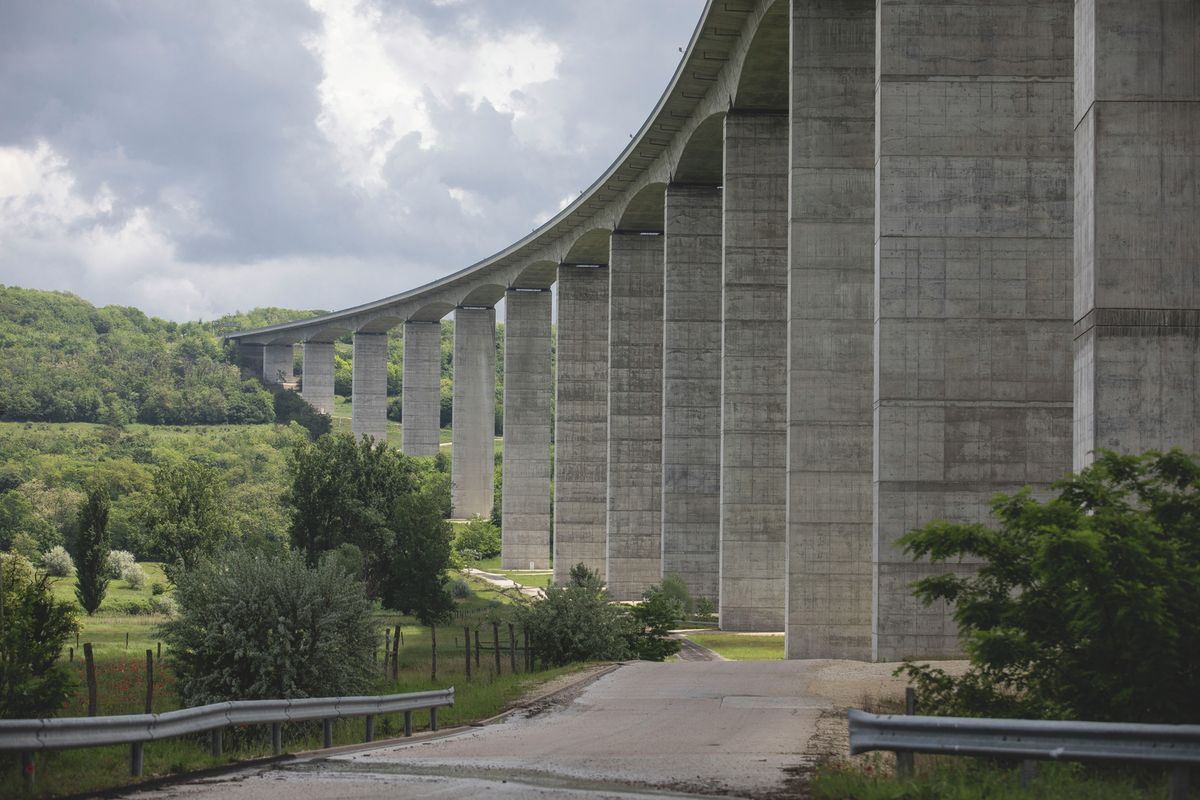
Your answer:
[74,484,111,615]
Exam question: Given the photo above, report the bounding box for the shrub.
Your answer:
[453,515,501,561]
[105,550,137,579]
[41,545,75,577]
[121,562,146,589]
[519,563,631,667]
[159,549,378,705]
[695,597,716,621]
[150,593,177,616]
[658,574,694,616]
[629,583,684,661]
[320,542,364,581]
[449,578,472,599]
[0,553,79,718]
[898,449,1200,724]
[150,582,166,596]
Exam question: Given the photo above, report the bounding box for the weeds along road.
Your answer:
[125,659,916,799]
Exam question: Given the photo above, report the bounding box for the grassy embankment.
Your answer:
[685,632,785,660]
[4,564,584,799]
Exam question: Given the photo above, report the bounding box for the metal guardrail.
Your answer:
[0,687,454,782]
[849,709,1199,798]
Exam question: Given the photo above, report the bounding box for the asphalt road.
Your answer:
[127,661,841,799]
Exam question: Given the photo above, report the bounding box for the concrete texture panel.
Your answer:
[721,111,788,631]
[607,232,664,601]
[786,0,874,660]
[662,184,722,604]
[553,265,610,585]
[874,0,1074,662]
[300,342,335,415]
[351,333,389,442]
[401,322,442,457]
[262,344,294,385]
[502,289,553,569]
[451,307,496,519]
[1074,0,1200,466]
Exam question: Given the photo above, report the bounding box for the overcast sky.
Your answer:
[0,1,705,322]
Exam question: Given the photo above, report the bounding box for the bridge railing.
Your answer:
[849,708,1200,799]
[0,687,454,782]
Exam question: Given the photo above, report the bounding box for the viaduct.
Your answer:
[226,0,1200,662]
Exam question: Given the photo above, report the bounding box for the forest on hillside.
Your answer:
[0,285,523,431]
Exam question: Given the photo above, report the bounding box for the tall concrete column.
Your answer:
[1074,0,1200,466]
[662,185,722,604]
[553,265,609,585]
[720,111,789,631]
[451,307,496,519]
[401,322,442,457]
[501,289,553,569]
[785,0,875,661]
[351,332,389,442]
[262,344,294,385]
[301,341,335,415]
[873,0,1074,660]
[606,232,664,601]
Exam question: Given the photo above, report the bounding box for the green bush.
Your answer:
[159,549,377,705]
[41,545,75,577]
[520,563,631,666]
[899,449,1200,723]
[629,584,684,661]
[453,515,501,561]
[149,594,177,616]
[449,578,472,599]
[658,574,694,616]
[0,552,79,718]
[150,582,166,596]
[105,549,137,579]
[121,562,146,589]
[8,531,40,562]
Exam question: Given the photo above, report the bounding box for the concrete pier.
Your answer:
[351,332,389,442]
[301,341,335,415]
[553,265,610,585]
[872,0,1075,660]
[451,307,496,519]
[720,111,789,631]
[262,344,294,385]
[606,232,665,601]
[401,322,442,457]
[785,0,874,660]
[501,289,553,569]
[661,184,722,604]
[1073,0,1200,466]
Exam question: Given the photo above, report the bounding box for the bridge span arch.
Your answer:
[226,0,1200,662]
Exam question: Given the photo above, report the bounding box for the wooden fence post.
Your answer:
[523,627,531,672]
[430,624,438,682]
[84,643,97,716]
[383,628,391,676]
[392,625,401,681]
[474,629,481,668]
[464,625,472,679]
[145,649,154,714]
[508,623,517,674]
[492,621,501,675]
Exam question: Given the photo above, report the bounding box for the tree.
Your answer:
[288,433,454,623]
[159,549,376,705]
[898,449,1200,724]
[453,515,501,561]
[519,564,631,666]
[75,485,112,615]
[136,460,235,584]
[629,584,684,661]
[1,553,79,718]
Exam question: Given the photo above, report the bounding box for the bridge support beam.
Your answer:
[501,289,553,569]
[451,307,496,519]
[784,0,875,660]
[872,0,1074,660]
[606,231,665,601]
[301,341,335,415]
[262,344,294,385]
[720,111,789,631]
[351,332,389,442]
[1073,0,1200,466]
[553,265,609,585]
[662,184,722,605]
[401,322,442,457]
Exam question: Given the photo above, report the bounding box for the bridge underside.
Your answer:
[230,0,1200,662]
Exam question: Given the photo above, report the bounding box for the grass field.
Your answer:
[685,632,785,661]
[471,556,554,590]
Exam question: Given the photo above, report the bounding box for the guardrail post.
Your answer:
[322,719,333,748]
[404,710,413,737]
[271,722,282,755]
[130,741,144,777]
[364,714,375,743]
[1019,760,1037,788]
[211,728,223,757]
[430,707,438,732]
[21,752,34,791]
[895,687,915,779]
[1170,766,1190,800]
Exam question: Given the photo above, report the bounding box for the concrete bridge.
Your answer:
[226,0,1200,662]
